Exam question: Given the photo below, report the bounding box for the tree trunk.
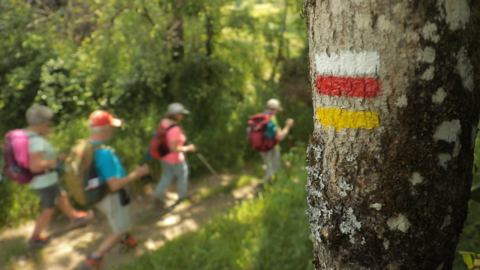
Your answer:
[269,0,289,81]
[303,1,480,269]
[170,0,185,62]
[205,9,214,57]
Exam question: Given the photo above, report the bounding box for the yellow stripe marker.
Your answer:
[316,107,380,131]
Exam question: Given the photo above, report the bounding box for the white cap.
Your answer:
[167,103,190,115]
[266,98,283,111]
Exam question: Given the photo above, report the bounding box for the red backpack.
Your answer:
[148,124,177,159]
[2,130,45,184]
[248,114,278,152]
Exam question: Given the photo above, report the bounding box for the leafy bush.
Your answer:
[0,179,40,231]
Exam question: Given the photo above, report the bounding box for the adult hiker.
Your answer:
[151,102,196,207]
[21,105,93,248]
[248,98,294,184]
[83,110,150,270]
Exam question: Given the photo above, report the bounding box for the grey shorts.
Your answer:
[96,193,132,233]
[35,183,63,209]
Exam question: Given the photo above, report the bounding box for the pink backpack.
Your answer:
[2,129,45,184]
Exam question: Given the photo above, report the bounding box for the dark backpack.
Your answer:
[148,124,177,159]
[248,113,279,152]
[2,130,46,185]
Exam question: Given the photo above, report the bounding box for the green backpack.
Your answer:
[64,139,109,206]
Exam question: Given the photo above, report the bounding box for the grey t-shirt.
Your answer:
[27,131,58,189]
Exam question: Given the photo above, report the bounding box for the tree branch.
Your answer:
[110,8,126,25]
[33,0,55,15]
[26,16,49,28]
[269,0,289,81]
[140,0,155,26]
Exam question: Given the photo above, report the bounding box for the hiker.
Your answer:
[151,103,196,207]
[83,110,150,269]
[248,99,294,183]
[22,105,93,248]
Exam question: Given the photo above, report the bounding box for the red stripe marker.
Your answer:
[316,75,381,98]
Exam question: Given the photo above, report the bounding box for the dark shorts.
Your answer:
[35,183,63,209]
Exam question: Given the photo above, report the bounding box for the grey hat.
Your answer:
[266,98,283,111]
[167,103,190,115]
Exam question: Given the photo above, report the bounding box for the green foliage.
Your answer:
[117,151,311,270]
[0,0,310,227]
[0,1,51,135]
[454,122,480,269]
[458,251,480,270]
[470,122,480,203]
[0,180,40,231]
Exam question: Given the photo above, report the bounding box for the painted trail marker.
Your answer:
[316,108,380,131]
[315,51,382,131]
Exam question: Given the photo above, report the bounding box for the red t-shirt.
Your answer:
[160,119,186,164]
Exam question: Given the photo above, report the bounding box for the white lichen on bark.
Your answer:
[337,179,353,197]
[432,88,447,104]
[305,143,330,245]
[383,239,390,250]
[387,214,411,233]
[396,95,408,108]
[409,172,424,186]
[438,153,452,170]
[422,22,440,43]
[418,47,436,63]
[370,203,383,211]
[433,120,461,157]
[455,47,474,92]
[421,66,435,80]
[437,0,471,31]
[339,207,362,244]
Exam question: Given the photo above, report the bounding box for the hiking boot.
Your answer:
[27,236,50,248]
[83,254,103,270]
[119,233,137,249]
[69,210,94,230]
[175,196,191,204]
[153,198,166,208]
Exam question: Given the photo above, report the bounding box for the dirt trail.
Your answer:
[0,171,261,270]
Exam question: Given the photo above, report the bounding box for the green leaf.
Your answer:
[459,251,475,269]
[471,185,480,203]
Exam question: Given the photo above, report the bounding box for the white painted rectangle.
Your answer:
[315,51,380,76]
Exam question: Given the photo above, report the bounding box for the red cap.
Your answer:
[88,110,122,127]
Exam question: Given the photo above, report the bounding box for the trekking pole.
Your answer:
[196,153,220,179]
[185,141,220,179]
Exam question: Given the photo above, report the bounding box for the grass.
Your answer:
[0,236,45,270]
[197,175,259,200]
[0,236,26,266]
[117,152,312,270]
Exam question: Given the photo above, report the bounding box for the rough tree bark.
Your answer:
[303,0,480,269]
